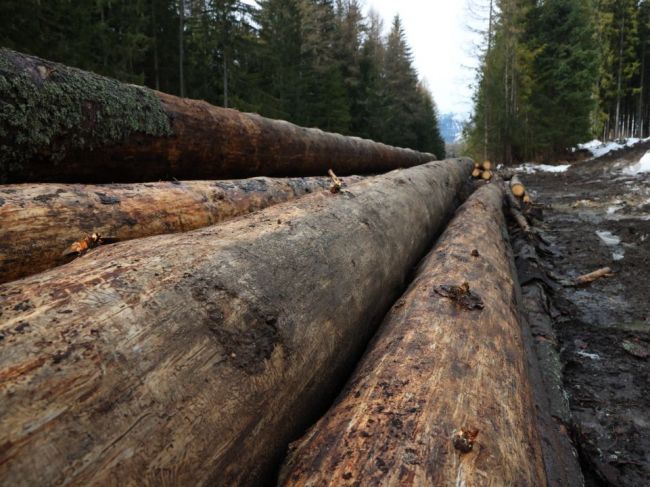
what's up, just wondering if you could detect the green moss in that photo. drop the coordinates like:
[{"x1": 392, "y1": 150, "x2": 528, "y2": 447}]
[{"x1": 0, "y1": 49, "x2": 172, "y2": 181}]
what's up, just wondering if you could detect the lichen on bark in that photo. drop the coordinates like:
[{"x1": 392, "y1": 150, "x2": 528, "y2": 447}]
[{"x1": 0, "y1": 48, "x2": 172, "y2": 182}]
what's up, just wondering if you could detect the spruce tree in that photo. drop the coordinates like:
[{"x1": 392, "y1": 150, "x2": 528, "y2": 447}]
[{"x1": 527, "y1": 0, "x2": 599, "y2": 155}]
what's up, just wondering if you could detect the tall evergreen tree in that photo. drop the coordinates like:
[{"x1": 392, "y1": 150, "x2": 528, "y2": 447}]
[
  {"x1": 356, "y1": 9, "x2": 386, "y2": 141},
  {"x1": 256, "y1": 0, "x2": 303, "y2": 119},
  {"x1": 526, "y1": 0, "x2": 599, "y2": 155},
  {"x1": 296, "y1": 0, "x2": 350, "y2": 132},
  {"x1": 638, "y1": 1, "x2": 650, "y2": 136}
]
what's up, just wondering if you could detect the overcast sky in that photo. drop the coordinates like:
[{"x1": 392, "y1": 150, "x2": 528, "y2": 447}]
[{"x1": 364, "y1": 0, "x2": 481, "y2": 118}]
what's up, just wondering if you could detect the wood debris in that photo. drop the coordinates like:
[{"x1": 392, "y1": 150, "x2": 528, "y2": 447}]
[
  {"x1": 62, "y1": 233, "x2": 118, "y2": 258},
  {"x1": 453, "y1": 428, "x2": 480, "y2": 453},
  {"x1": 328, "y1": 169, "x2": 342, "y2": 193},
  {"x1": 433, "y1": 282, "x2": 484, "y2": 310},
  {"x1": 573, "y1": 267, "x2": 613, "y2": 286}
]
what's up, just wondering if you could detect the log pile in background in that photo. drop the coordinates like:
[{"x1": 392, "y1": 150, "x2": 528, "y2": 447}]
[
  {"x1": 279, "y1": 183, "x2": 547, "y2": 486},
  {"x1": 0, "y1": 175, "x2": 362, "y2": 283},
  {"x1": 508, "y1": 174, "x2": 533, "y2": 203},
  {"x1": 472, "y1": 160, "x2": 493, "y2": 181},
  {"x1": 0, "y1": 48, "x2": 434, "y2": 184},
  {"x1": 0, "y1": 160, "x2": 472, "y2": 486}
]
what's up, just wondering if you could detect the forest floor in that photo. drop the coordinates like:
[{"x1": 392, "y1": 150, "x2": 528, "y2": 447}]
[{"x1": 517, "y1": 141, "x2": 650, "y2": 486}]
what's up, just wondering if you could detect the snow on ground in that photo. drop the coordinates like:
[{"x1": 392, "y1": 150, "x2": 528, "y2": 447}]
[
  {"x1": 578, "y1": 137, "x2": 650, "y2": 159},
  {"x1": 515, "y1": 163, "x2": 571, "y2": 174},
  {"x1": 596, "y1": 230, "x2": 625, "y2": 261},
  {"x1": 622, "y1": 151, "x2": 650, "y2": 176}
]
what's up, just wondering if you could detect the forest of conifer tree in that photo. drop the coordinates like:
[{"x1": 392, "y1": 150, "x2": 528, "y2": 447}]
[
  {"x1": 467, "y1": 0, "x2": 650, "y2": 164},
  {"x1": 0, "y1": 0, "x2": 446, "y2": 158}
]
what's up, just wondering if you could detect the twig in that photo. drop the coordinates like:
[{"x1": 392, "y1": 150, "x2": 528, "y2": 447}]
[
  {"x1": 572, "y1": 267, "x2": 613, "y2": 286},
  {"x1": 328, "y1": 169, "x2": 342, "y2": 193}
]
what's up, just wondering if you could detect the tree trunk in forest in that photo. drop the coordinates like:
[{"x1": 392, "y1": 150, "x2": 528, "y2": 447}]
[
  {"x1": 0, "y1": 159, "x2": 472, "y2": 487},
  {"x1": 152, "y1": 0, "x2": 160, "y2": 91},
  {"x1": 179, "y1": 0, "x2": 185, "y2": 97},
  {"x1": 279, "y1": 183, "x2": 547, "y2": 487},
  {"x1": 223, "y1": 50, "x2": 229, "y2": 109},
  {"x1": 639, "y1": 40, "x2": 646, "y2": 138},
  {"x1": 615, "y1": 14, "x2": 625, "y2": 139},
  {"x1": 0, "y1": 176, "x2": 362, "y2": 284},
  {"x1": 484, "y1": 0, "x2": 494, "y2": 161},
  {"x1": 0, "y1": 49, "x2": 435, "y2": 184}
]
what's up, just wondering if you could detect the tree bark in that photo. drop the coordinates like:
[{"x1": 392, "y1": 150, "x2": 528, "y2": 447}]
[
  {"x1": 0, "y1": 159, "x2": 472, "y2": 486},
  {"x1": 0, "y1": 176, "x2": 362, "y2": 284},
  {"x1": 0, "y1": 48, "x2": 435, "y2": 184},
  {"x1": 279, "y1": 183, "x2": 547, "y2": 487}
]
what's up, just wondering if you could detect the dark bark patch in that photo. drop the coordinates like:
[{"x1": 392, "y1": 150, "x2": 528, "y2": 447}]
[
  {"x1": 95, "y1": 192, "x2": 120, "y2": 205},
  {"x1": 433, "y1": 282, "x2": 484, "y2": 310},
  {"x1": 32, "y1": 190, "x2": 64, "y2": 203},
  {"x1": 12, "y1": 300, "x2": 32, "y2": 312},
  {"x1": 14, "y1": 321, "x2": 31, "y2": 333},
  {"x1": 191, "y1": 283, "x2": 283, "y2": 375}
]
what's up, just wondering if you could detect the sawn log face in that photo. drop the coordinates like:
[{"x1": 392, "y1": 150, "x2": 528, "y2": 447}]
[
  {"x1": 0, "y1": 176, "x2": 362, "y2": 283},
  {"x1": 0, "y1": 159, "x2": 472, "y2": 486},
  {"x1": 280, "y1": 183, "x2": 548, "y2": 486}
]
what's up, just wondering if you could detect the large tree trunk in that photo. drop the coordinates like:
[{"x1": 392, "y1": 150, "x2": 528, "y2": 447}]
[
  {"x1": 279, "y1": 183, "x2": 547, "y2": 486},
  {"x1": 0, "y1": 176, "x2": 362, "y2": 284},
  {"x1": 0, "y1": 159, "x2": 472, "y2": 486},
  {"x1": 0, "y1": 48, "x2": 435, "y2": 184}
]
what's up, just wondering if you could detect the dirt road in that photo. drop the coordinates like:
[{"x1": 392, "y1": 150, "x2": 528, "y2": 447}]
[{"x1": 516, "y1": 141, "x2": 650, "y2": 486}]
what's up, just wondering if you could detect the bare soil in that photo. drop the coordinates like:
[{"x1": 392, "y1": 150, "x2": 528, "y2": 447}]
[{"x1": 517, "y1": 141, "x2": 650, "y2": 486}]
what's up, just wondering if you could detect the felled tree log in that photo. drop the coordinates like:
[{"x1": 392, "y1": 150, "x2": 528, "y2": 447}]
[
  {"x1": 280, "y1": 183, "x2": 547, "y2": 486},
  {"x1": 0, "y1": 48, "x2": 435, "y2": 184},
  {"x1": 0, "y1": 175, "x2": 362, "y2": 284},
  {"x1": 0, "y1": 159, "x2": 472, "y2": 486},
  {"x1": 510, "y1": 175, "x2": 526, "y2": 197}
]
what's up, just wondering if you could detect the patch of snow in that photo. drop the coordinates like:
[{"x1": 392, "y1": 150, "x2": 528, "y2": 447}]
[
  {"x1": 515, "y1": 163, "x2": 571, "y2": 174},
  {"x1": 596, "y1": 230, "x2": 621, "y2": 246},
  {"x1": 596, "y1": 230, "x2": 625, "y2": 261},
  {"x1": 577, "y1": 137, "x2": 650, "y2": 159},
  {"x1": 607, "y1": 205, "x2": 624, "y2": 215},
  {"x1": 578, "y1": 139, "x2": 603, "y2": 150},
  {"x1": 591, "y1": 141, "x2": 625, "y2": 158},
  {"x1": 622, "y1": 151, "x2": 650, "y2": 176},
  {"x1": 576, "y1": 351, "x2": 601, "y2": 361}
]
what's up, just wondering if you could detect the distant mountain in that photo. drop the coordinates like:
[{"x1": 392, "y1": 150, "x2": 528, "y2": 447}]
[{"x1": 439, "y1": 113, "x2": 466, "y2": 144}]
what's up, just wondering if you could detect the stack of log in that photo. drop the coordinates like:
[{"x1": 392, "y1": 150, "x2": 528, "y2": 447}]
[
  {"x1": 0, "y1": 49, "x2": 568, "y2": 486},
  {"x1": 471, "y1": 160, "x2": 494, "y2": 181},
  {"x1": 510, "y1": 174, "x2": 532, "y2": 203}
]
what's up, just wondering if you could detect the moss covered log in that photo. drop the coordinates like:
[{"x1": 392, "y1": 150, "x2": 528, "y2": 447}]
[
  {"x1": 0, "y1": 49, "x2": 435, "y2": 184},
  {"x1": 0, "y1": 159, "x2": 472, "y2": 486},
  {"x1": 280, "y1": 183, "x2": 547, "y2": 486},
  {"x1": 0, "y1": 49, "x2": 172, "y2": 182},
  {"x1": 0, "y1": 175, "x2": 363, "y2": 284}
]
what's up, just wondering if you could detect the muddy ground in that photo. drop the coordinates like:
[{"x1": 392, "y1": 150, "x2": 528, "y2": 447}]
[{"x1": 516, "y1": 141, "x2": 650, "y2": 486}]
